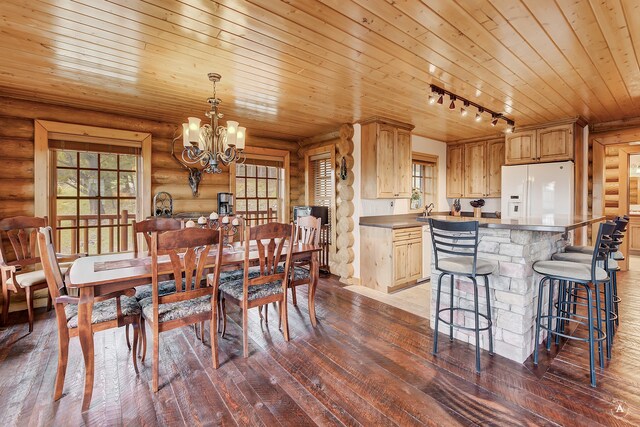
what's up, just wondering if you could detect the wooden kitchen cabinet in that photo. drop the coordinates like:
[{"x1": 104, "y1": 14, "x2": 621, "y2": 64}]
[
  {"x1": 446, "y1": 144, "x2": 464, "y2": 197},
  {"x1": 360, "y1": 226, "x2": 422, "y2": 293},
  {"x1": 628, "y1": 223, "x2": 640, "y2": 255},
  {"x1": 361, "y1": 118, "x2": 415, "y2": 199},
  {"x1": 448, "y1": 140, "x2": 505, "y2": 198},
  {"x1": 505, "y1": 123, "x2": 574, "y2": 165},
  {"x1": 464, "y1": 142, "x2": 487, "y2": 198}
]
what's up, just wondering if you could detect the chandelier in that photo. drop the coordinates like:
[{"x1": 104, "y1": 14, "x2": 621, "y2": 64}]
[{"x1": 180, "y1": 72, "x2": 245, "y2": 174}]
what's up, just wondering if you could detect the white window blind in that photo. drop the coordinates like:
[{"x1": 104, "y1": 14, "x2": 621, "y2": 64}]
[{"x1": 311, "y1": 154, "x2": 332, "y2": 208}]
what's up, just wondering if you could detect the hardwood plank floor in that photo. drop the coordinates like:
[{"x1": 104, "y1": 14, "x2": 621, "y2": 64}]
[{"x1": 1, "y1": 270, "x2": 639, "y2": 426}]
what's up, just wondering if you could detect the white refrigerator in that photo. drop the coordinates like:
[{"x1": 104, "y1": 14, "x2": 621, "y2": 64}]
[{"x1": 500, "y1": 161, "x2": 574, "y2": 219}]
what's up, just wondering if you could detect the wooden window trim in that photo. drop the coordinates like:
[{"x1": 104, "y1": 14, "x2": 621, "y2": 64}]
[
  {"x1": 34, "y1": 120, "x2": 152, "y2": 248},
  {"x1": 230, "y1": 146, "x2": 290, "y2": 222},
  {"x1": 410, "y1": 152, "x2": 439, "y2": 213}
]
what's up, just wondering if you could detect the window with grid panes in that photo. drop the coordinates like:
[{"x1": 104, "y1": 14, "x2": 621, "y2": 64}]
[
  {"x1": 310, "y1": 153, "x2": 333, "y2": 225},
  {"x1": 54, "y1": 150, "x2": 138, "y2": 255},
  {"x1": 411, "y1": 160, "x2": 436, "y2": 210},
  {"x1": 235, "y1": 162, "x2": 282, "y2": 226}
]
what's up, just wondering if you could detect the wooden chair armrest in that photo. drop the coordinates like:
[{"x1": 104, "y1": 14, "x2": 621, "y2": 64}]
[
  {"x1": 94, "y1": 288, "x2": 135, "y2": 302},
  {"x1": 56, "y1": 252, "x2": 87, "y2": 263},
  {"x1": 0, "y1": 263, "x2": 17, "y2": 274}
]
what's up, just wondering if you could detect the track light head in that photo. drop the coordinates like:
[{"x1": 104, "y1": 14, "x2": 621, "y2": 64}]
[
  {"x1": 437, "y1": 94, "x2": 444, "y2": 105},
  {"x1": 449, "y1": 99, "x2": 456, "y2": 110},
  {"x1": 505, "y1": 120, "x2": 515, "y2": 133},
  {"x1": 491, "y1": 114, "x2": 499, "y2": 126},
  {"x1": 475, "y1": 108, "x2": 483, "y2": 122},
  {"x1": 428, "y1": 93, "x2": 436, "y2": 105},
  {"x1": 460, "y1": 101, "x2": 469, "y2": 117}
]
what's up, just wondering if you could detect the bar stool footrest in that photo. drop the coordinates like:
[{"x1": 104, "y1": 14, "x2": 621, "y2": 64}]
[{"x1": 437, "y1": 307, "x2": 492, "y2": 332}]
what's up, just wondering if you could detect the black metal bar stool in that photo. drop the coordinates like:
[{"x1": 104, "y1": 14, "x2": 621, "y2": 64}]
[
  {"x1": 532, "y1": 222, "x2": 615, "y2": 387},
  {"x1": 428, "y1": 219, "x2": 495, "y2": 372}
]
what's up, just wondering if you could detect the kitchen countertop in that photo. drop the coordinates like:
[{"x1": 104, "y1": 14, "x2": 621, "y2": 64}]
[
  {"x1": 417, "y1": 214, "x2": 605, "y2": 233},
  {"x1": 358, "y1": 214, "x2": 425, "y2": 229}
]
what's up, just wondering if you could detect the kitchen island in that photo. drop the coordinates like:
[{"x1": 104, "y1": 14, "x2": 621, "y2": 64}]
[{"x1": 417, "y1": 215, "x2": 605, "y2": 363}]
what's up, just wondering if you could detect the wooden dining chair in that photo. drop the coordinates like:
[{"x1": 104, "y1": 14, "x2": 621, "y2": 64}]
[
  {"x1": 141, "y1": 227, "x2": 223, "y2": 392},
  {"x1": 127, "y1": 217, "x2": 183, "y2": 356},
  {"x1": 0, "y1": 216, "x2": 81, "y2": 331},
  {"x1": 37, "y1": 226, "x2": 142, "y2": 401},
  {"x1": 211, "y1": 222, "x2": 294, "y2": 361}
]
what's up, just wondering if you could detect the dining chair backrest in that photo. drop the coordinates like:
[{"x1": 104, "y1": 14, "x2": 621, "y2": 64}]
[
  {"x1": 0, "y1": 216, "x2": 47, "y2": 268},
  {"x1": 294, "y1": 216, "x2": 321, "y2": 245},
  {"x1": 133, "y1": 218, "x2": 182, "y2": 254},
  {"x1": 151, "y1": 227, "x2": 223, "y2": 309},
  {"x1": 428, "y1": 219, "x2": 480, "y2": 276},
  {"x1": 246, "y1": 222, "x2": 294, "y2": 287},
  {"x1": 37, "y1": 226, "x2": 67, "y2": 301}
]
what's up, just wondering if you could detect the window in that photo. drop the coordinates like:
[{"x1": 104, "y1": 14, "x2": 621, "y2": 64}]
[
  {"x1": 235, "y1": 162, "x2": 283, "y2": 226},
  {"x1": 53, "y1": 149, "x2": 139, "y2": 255},
  {"x1": 310, "y1": 153, "x2": 332, "y2": 208},
  {"x1": 411, "y1": 156, "x2": 437, "y2": 211}
]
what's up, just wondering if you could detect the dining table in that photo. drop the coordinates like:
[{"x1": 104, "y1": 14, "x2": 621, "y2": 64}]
[{"x1": 66, "y1": 241, "x2": 321, "y2": 411}]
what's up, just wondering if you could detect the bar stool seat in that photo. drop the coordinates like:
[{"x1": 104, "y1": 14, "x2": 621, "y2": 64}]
[
  {"x1": 533, "y1": 260, "x2": 608, "y2": 282},
  {"x1": 438, "y1": 257, "x2": 494, "y2": 276}
]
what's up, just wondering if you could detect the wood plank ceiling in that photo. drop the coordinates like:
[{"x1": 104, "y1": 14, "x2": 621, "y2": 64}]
[{"x1": 0, "y1": 0, "x2": 639, "y2": 142}]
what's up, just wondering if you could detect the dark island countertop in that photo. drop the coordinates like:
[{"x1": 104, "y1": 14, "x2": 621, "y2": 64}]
[{"x1": 416, "y1": 214, "x2": 605, "y2": 233}]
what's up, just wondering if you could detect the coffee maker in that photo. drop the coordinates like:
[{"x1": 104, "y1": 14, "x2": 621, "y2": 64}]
[{"x1": 217, "y1": 192, "x2": 234, "y2": 215}]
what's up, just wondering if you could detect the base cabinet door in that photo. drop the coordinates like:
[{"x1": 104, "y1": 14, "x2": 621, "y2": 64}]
[
  {"x1": 407, "y1": 239, "x2": 423, "y2": 281},
  {"x1": 629, "y1": 224, "x2": 640, "y2": 254},
  {"x1": 393, "y1": 241, "x2": 408, "y2": 284}
]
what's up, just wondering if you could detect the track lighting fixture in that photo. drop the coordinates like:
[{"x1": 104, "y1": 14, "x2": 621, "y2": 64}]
[
  {"x1": 429, "y1": 84, "x2": 514, "y2": 132},
  {"x1": 460, "y1": 101, "x2": 469, "y2": 117}
]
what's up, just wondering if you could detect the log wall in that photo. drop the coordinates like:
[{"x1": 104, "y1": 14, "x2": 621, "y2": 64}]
[{"x1": 0, "y1": 96, "x2": 301, "y2": 310}]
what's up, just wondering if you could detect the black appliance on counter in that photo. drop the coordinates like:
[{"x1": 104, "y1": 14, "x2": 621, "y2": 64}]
[
  {"x1": 293, "y1": 206, "x2": 329, "y2": 226},
  {"x1": 217, "y1": 192, "x2": 234, "y2": 215}
]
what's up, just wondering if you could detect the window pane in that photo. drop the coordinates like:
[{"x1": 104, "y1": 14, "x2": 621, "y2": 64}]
[
  {"x1": 56, "y1": 199, "x2": 76, "y2": 227},
  {"x1": 100, "y1": 200, "x2": 118, "y2": 224},
  {"x1": 259, "y1": 199, "x2": 267, "y2": 211},
  {"x1": 119, "y1": 155, "x2": 137, "y2": 171},
  {"x1": 57, "y1": 151, "x2": 77, "y2": 167},
  {"x1": 248, "y1": 199, "x2": 257, "y2": 212},
  {"x1": 236, "y1": 163, "x2": 245, "y2": 176},
  {"x1": 268, "y1": 180, "x2": 278, "y2": 198},
  {"x1": 57, "y1": 169, "x2": 77, "y2": 196},
  {"x1": 120, "y1": 200, "x2": 136, "y2": 224},
  {"x1": 268, "y1": 166, "x2": 277, "y2": 178},
  {"x1": 246, "y1": 164, "x2": 256, "y2": 177},
  {"x1": 80, "y1": 200, "x2": 99, "y2": 226},
  {"x1": 80, "y1": 170, "x2": 98, "y2": 197},
  {"x1": 247, "y1": 179, "x2": 256, "y2": 197},
  {"x1": 57, "y1": 228, "x2": 74, "y2": 254},
  {"x1": 80, "y1": 152, "x2": 98, "y2": 168},
  {"x1": 257, "y1": 166, "x2": 266, "y2": 178},
  {"x1": 119, "y1": 171, "x2": 137, "y2": 196},
  {"x1": 87, "y1": 227, "x2": 98, "y2": 255},
  {"x1": 100, "y1": 154, "x2": 117, "y2": 169},
  {"x1": 236, "y1": 199, "x2": 246, "y2": 212},
  {"x1": 100, "y1": 171, "x2": 117, "y2": 196},
  {"x1": 236, "y1": 179, "x2": 246, "y2": 197},
  {"x1": 100, "y1": 226, "x2": 116, "y2": 253},
  {"x1": 257, "y1": 179, "x2": 267, "y2": 198}
]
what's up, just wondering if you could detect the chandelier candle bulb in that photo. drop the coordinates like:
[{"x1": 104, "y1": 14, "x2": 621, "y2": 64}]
[
  {"x1": 236, "y1": 127, "x2": 246, "y2": 150},
  {"x1": 185, "y1": 220, "x2": 196, "y2": 228},
  {"x1": 231, "y1": 217, "x2": 240, "y2": 226},
  {"x1": 187, "y1": 117, "x2": 201, "y2": 143},
  {"x1": 222, "y1": 216, "x2": 230, "y2": 224},
  {"x1": 197, "y1": 216, "x2": 207, "y2": 225},
  {"x1": 182, "y1": 123, "x2": 190, "y2": 147},
  {"x1": 210, "y1": 211, "x2": 219, "y2": 220}
]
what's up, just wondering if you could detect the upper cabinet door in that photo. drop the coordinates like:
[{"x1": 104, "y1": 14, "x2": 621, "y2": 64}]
[
  {"x1": 505, "y1": 130, "x2": 536, "y2": 165},
  {"x1": 486, "y1": 140, "x2": 505, "y2": 197},
  {"x1": 537, "y1": 124, "x2": 574, "y2": 162},
  {"x1": 376, "y1": 124, "x2": 396, "y2": 198},
  {"x1": 394, "y1": 129, "x2": 412, "y2": 197},
  {"x1": 446, "y1": 144, "x2": 464, "y2": 198},
  {"x1": 464, "y1": 141, "x2": 487, "y2": 198}
]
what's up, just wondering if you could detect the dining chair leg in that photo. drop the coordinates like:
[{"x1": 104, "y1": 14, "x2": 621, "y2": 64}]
[
  {"x1": 2, "y1": 284, "x2": 10, "y2": 326},
  {"x1": 140, "y1": 319, "x2": 147, "y2": 362},
  {"x1": 278, "y1": 302, "x2": 282, "y2": 330},
  {"x1": 131, "y1": 323, "x2": 139, "y2": 375},
  {"x1": 54, "y1": 327, "x2": 70, "y2": 401},
  {"x1": 217, "y1": 298, "x2": 223, "y2": 333},
  {"x1": 200, "y1": 321, "x2": 205, "y2": 343},
  {"x1": 222, "y1": 298, "x2": 227, "y2": 338},
  {"x1": 282, "y1": 297, "x2": 290, "y2": 341},
  {"x1": 242, "y1": 305, "x2": 249, "y2": 358},
  {"x1": 26, "y1": 287, "x2": 34, "y2": 333},
  {"x1": 152, "y1": 332, "x2": 159, "y2": 392},
  {"x1": 265, "y1": 304, "x2": 269, "y2": 324},
  {"x1": 212, "y1": 298, "x2": 219, "y2": 369},
  {"x1": 291, "y1": 286, "x2": 297, "y2": 306},
  {"x1": 125, "y1": 324, "x2": 131, "y2": 350}
]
